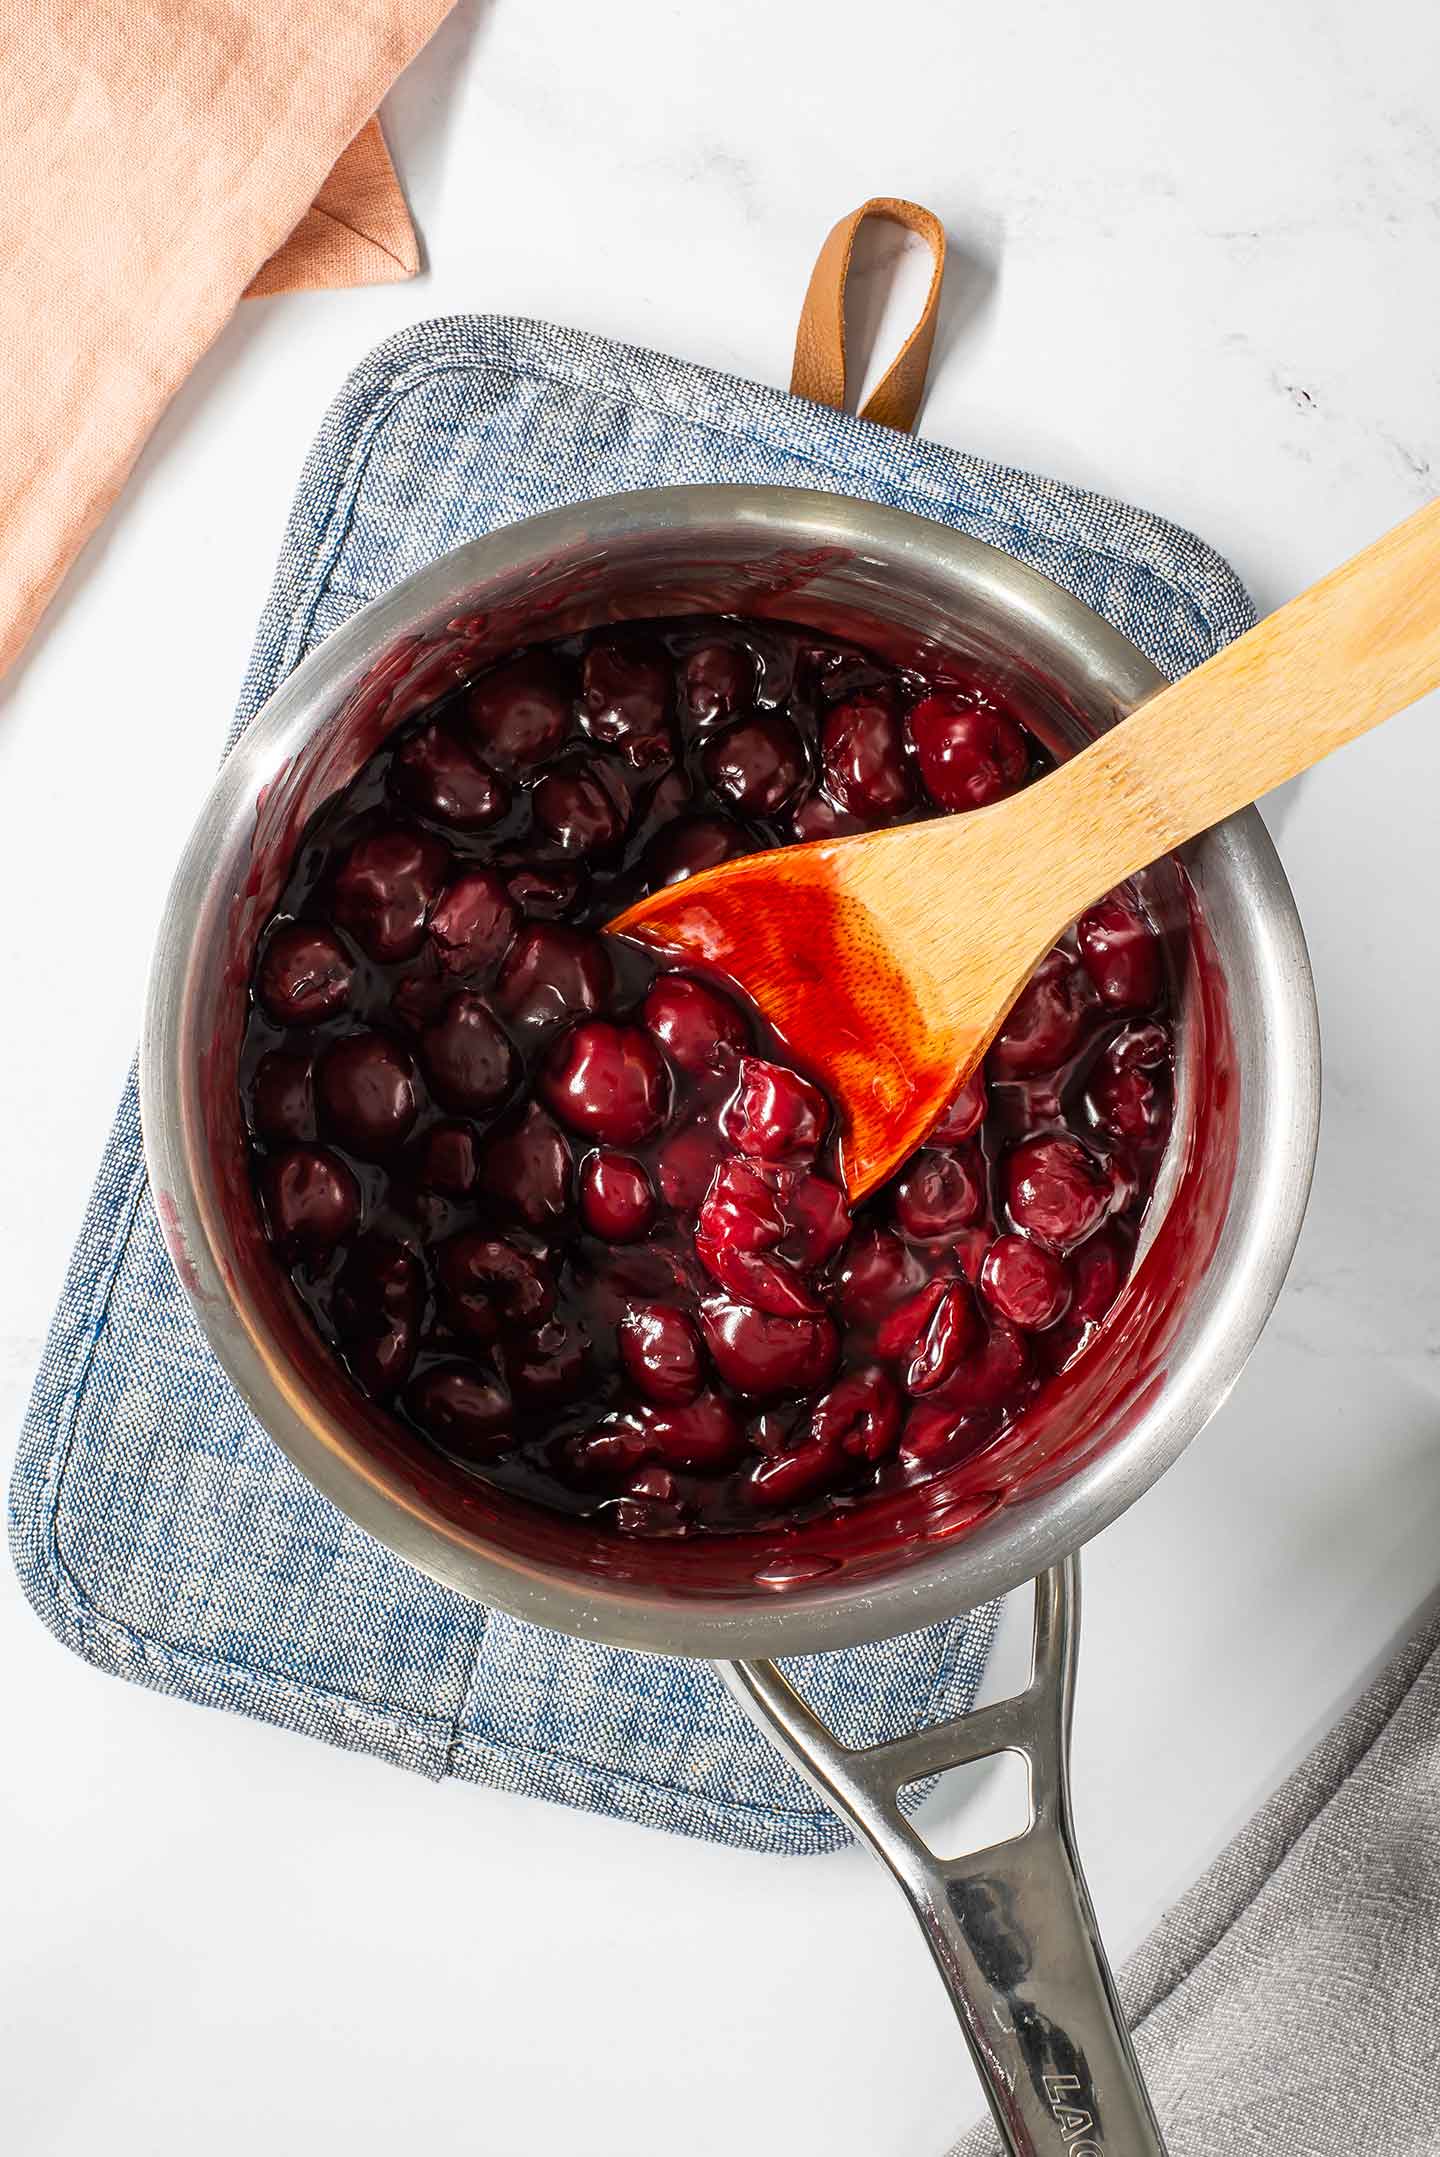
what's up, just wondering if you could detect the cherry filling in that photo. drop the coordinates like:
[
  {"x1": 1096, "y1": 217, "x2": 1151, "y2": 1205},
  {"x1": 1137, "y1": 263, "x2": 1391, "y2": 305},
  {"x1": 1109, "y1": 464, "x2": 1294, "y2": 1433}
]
[{"x1": 240, "y1": 616, "x2": 1176, "y2": 1539}]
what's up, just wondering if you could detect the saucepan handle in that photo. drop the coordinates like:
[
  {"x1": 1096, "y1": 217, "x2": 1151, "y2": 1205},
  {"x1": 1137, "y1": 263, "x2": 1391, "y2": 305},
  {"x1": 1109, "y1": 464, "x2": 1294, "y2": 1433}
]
[{"x1": 717, "y1": 1558, "x2": 1166, "y2": 2157}]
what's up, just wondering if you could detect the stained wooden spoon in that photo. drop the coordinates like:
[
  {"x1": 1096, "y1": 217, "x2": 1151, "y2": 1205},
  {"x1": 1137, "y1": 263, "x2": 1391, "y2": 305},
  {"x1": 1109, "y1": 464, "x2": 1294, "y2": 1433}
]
[{"x1": 613, "y1": 496, "x2": 1440, "y2": 1199}]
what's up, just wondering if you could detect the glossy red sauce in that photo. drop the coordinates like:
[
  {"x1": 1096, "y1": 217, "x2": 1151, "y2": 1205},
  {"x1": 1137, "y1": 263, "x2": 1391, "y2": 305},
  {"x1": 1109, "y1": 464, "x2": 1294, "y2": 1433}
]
[{"x1": 225, "y1": 614, "x2": 1223, "y2": 1567}]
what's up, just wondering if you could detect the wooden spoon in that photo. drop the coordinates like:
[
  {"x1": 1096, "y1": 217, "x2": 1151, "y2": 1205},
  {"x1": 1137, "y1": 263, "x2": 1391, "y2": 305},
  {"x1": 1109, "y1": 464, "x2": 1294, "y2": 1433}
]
[{"x1": 612, "y1": 497, "x2": 1440, "y2": 1199}]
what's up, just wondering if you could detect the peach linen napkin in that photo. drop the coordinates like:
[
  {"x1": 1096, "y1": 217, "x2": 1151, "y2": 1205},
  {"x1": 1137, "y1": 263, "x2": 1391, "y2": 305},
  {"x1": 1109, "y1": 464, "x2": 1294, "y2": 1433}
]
[{"x1": 0, "y1": 0, "x2": 456, "y2": 682}]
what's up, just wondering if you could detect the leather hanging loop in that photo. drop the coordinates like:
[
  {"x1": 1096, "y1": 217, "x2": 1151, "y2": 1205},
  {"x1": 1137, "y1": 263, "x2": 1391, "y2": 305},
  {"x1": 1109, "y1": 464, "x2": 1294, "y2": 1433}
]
[{"x1": 790, "y1": 198, "x2": 947, "y2": 433}]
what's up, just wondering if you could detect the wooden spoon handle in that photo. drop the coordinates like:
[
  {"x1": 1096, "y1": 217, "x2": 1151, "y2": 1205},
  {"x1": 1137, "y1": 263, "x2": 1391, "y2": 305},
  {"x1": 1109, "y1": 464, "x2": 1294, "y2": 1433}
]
[{"x1": 1038, "y1": 494, "x2": 1440, "y2": 913}]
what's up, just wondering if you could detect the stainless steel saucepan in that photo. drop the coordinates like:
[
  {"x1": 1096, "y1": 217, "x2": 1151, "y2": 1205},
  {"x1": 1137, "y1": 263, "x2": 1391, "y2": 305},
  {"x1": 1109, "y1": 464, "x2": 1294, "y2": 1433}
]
[{"x1": 141, "y1": 487, "x2": 1320, "y2": 2155}]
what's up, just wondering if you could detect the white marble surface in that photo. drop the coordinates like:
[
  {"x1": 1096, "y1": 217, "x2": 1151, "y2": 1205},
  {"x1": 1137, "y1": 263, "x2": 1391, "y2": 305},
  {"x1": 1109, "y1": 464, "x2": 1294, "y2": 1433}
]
[{"x1": 2, "y1": 2, "x2": 1438, "y2": 2151}]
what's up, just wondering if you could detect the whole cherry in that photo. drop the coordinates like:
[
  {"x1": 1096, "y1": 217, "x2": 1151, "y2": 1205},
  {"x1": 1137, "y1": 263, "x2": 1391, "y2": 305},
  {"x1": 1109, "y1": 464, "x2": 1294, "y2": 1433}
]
[
  {"x1": 258, "y1": 922, "x2": 353, "y2": 1025},
  {"x1": 980, "y1": 1235, "x2": 1071, "y2": 1330},
  {"x1": 821, "y1": 692, "x2": 914, "y2": 822},
  {"x1": 427, "y1": 869, "x2": 516, "y2": 978},
  {"x1": 316, "y1": 1033, "x2": 418, "y2": 1156},
  {"x1": 1005, "y1": 1134, "x2": 1112, "y2": 1251},
  {"x1": 465, "y1": 653, "x2": 573, "y2": 765},
  {"x1": 579, "y1": 1150, "x2": 656, "y2": 1243},
  {"x1": 420, "y1": 993, "x2": 516, "y2": 1112},
  {"x1": 703, "y1": 713, "x2": 806, "y2": 817},
  {"x1": 908, "y1": 690, "x2": 1028, "y2": 812},
  {"x1": 641, "y1": 975, "x2": 750, "y2": 1078},
  {"x1": 618, "y1": 1303, "x2": 705, "y2": 1405},
  {"x1": 540, "y1": 1021, "x2": 670, "y2": 1146},
  {"x1": 332, "y1": 827, "x2": 449, "y2": 964},
  {"x1": 390, "y1": 723, "x2": 509, "y2": 829}
]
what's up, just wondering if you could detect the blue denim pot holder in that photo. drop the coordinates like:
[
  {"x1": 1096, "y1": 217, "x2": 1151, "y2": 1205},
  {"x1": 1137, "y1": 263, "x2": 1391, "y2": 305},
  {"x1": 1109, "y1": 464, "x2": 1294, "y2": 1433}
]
[{"x1": 7, "y1": 316, "x2": 1253, "y2": 1854}]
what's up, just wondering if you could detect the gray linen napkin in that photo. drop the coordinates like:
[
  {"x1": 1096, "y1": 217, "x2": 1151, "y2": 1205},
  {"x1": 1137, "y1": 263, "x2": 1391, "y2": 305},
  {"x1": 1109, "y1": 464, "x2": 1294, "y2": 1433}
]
[{"x1": 950, "y1": 1597, "x2": 1440, "y2": 2156}]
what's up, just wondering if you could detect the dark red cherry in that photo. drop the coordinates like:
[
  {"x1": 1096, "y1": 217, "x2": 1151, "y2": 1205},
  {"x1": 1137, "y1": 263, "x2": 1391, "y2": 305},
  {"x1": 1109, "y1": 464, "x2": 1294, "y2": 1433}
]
[
  {"x1": 439, "y1": 1232, "x2": 554, "y2": 1340},
  {"x1": 494, "y1": 924, "x2": 614, "y2": 1038},
  {"x1": 532, "y1": 762, "x2": 629, "y2": 857},
  {"x1": 407, "y1": 1363, "x2": 512, "y2": 1460},
  {"x1": 478, "y1": 1102, "x2": 573, "y2": 1226},
  {"x1": 332, "y1": 827, "x2": 449, "y2": 963},
  {"x1": 508, "y1": 1317, "x2": 591, "y2": 1403},
  {"x1": 641, "y1": 975, "x2": 750, "y2": 1078},
  {"x1": 1086, "y1": 1064, "x2": 1166, "y2": 1144},
  {"x1": 316, "y1": 1033, "x2": 418, "y2": 1156},
  {"x1": 1106, "y1": 1020, "x2": 1171, "y2": 1071},
  {"x1": 416, "y1": 1120, "x2": 481, "y2": 1196},
  {"x1": 741, "y1": 1439, "x2": 842, "y2": 1509},
  {"x1": 877, "y1": 1276, "x2": 981, "y2": 1393},
  {"x1": 697, "y1": 1156, "x2": 786, "y2": 1252},
  {"x1": 695, "y1": 1235, "x2": 822, "y2": 1317},
  {"x1": 700, "y1": 1297, "x2": 837, "y2": 1398},
  {"x1": 987, "y1": 948, "x2": 1094, "y2": 1077},
  {"x1": 504, "y1": 862, "x2": 587, "y2": 920},
  {"x1": 909, "y1": 691, "x2": 1028, "y2": 811},
  {"x1": 702, "y1": 713, "x2": 806, "y2": 816},
  {"x1": 720, "y1": 1057, "x2": 827, "y2": 1162},
  {"x1": 1068, "y1": 1228, "x2": 1129, "y2": 1324},
  {"x1": 610, "y1": 1495, "x2": 689, "y2": 1537},
  {"x1": 643, "y1": 815, "x2": 747, "y2": 888},
  {"x1": 257, "y1": 922, "x2": 353, "y2": 1024},
  {"x1": 811, "y1": 1365, "x2": 902, "y2": 1461},
  {"x1": 641, "y1": 1390, "x2": 745, "y2": 1471},
  {"x1": 834, "y1": 1227, "x2": 928, "y2": 1325},
  {"x1": 1078, "y1": 895, "x2": 1161, "y2": 1009},
  {"x1": 580, "y1": 639, "x2": 674, "y2": 767},
  {"x1": 419, "y1": 993, "x2": 515, "y2": 1112},
  {"x1": 390, "y1": 723, "x2": 509, "y2": 829},
  {"x1": 260, "y1": 1146, "x2": 360, "y2": 1251},
  {"x1": 427, "y1": 869, "x2": 516, "y2": 978},
  {"x1": 894, "y1": 1150, "x2": 984, "y2": 1241},
  {"x1": 465, "y1": 653, "x2": 573, "y2": 765},
  {"x1": 618, "y1": 1302, "x2": 704, "y2": 1405},
  {"x1": 539, "y1": 1021, "x2": 670, "y2": 1145},
  {"x1": 821, "y1": 693, "x2": 914, "y2": 821},
  {"x1": 682, "y1": 641, "x2": 757, "y2": 728},
  {"x1": 898, "y1": 1400, "x2": 985, "y2": 1472},
  {"x1": 566, "y1": 1419, "x2": 654, "y2": 1486},
  {"x1": 1005, "y1": 1135, "x2": 1111, "y2": 1251},
  {"x1": 784, "y1": 1172, "x2": 852, "y2": 1266},
  {"x1": 980, "y1": 1235, "x2": 1071, "y2": 1330},
  {"x1": 932, "y1": 1318, "x2": 1031, "y2": 1413},
  {"x1": 348, "y1": 1327, "x2": 417, "y2": 1397},
  {"x1": 698, "y1": 1157, "x2": 848, "y2": 1272},
  {"x1": 250, "y1": 1051, "x2": 314, "y2": 1142},
  {"x1": 579, "y1": 1150, "x2": 656, "y2": 1242},
  {"x1": 930, "y1": 1069, "x2": 987, "y2": 1145},
  {"x1": 790, "y1": 793, "x2": 866, "y2": 841},
  {"x1": 655, "y1": 1118, "x2": 724, "y2": 1212},
  {"x1": 334, "y1": 1235, "x2": 421, "y2": 1393}
]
